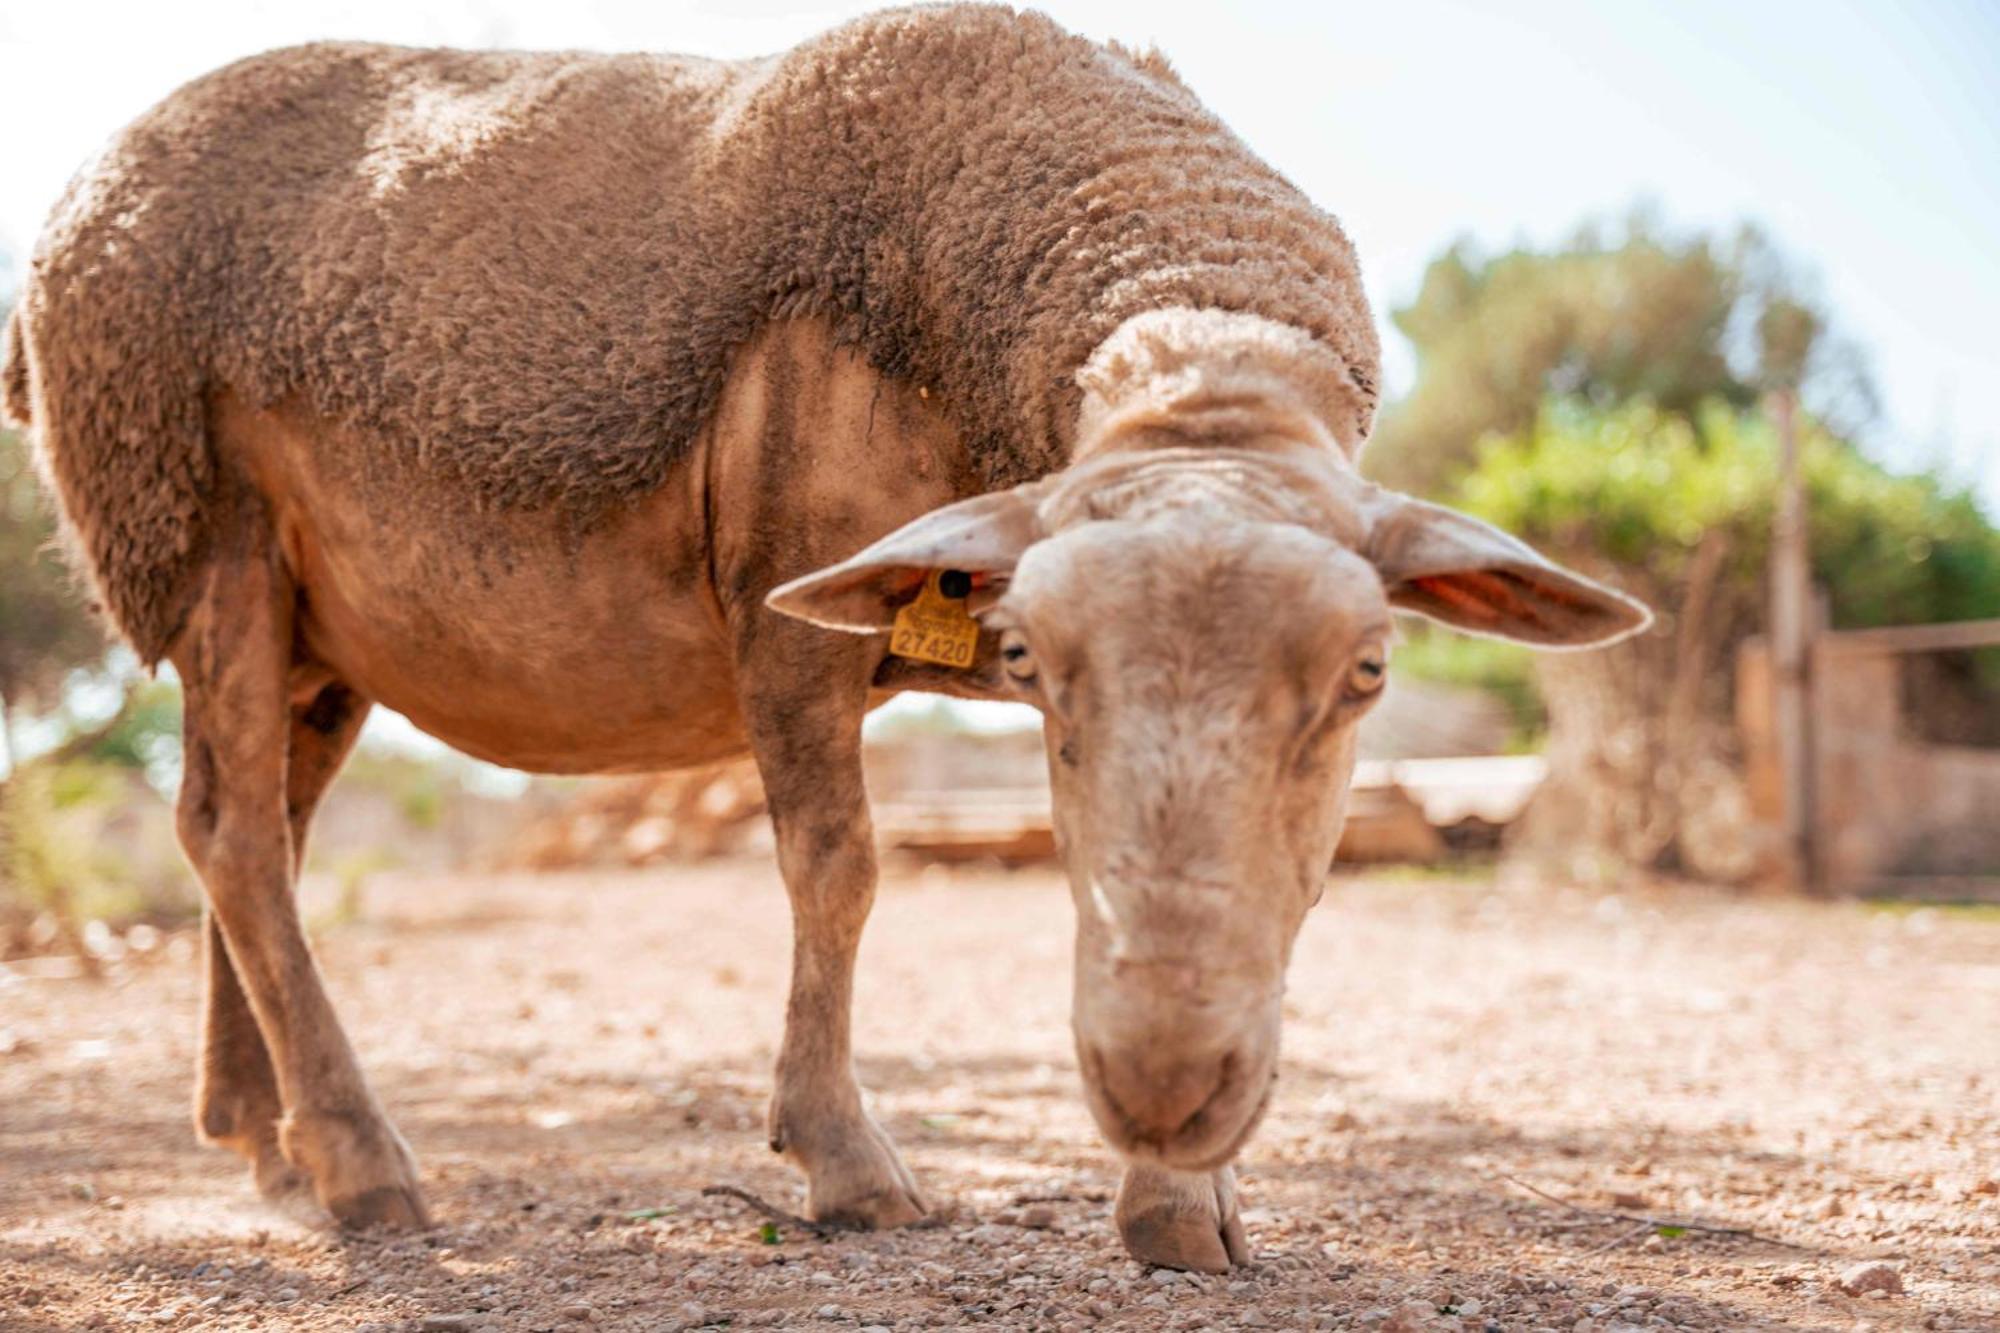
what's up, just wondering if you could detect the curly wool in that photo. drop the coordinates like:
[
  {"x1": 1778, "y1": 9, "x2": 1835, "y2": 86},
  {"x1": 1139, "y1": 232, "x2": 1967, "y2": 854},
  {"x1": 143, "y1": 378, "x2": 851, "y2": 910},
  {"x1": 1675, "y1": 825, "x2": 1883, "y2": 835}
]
[{"x1": 5, "y1": 4, "x2": 1379, "y2": 661}]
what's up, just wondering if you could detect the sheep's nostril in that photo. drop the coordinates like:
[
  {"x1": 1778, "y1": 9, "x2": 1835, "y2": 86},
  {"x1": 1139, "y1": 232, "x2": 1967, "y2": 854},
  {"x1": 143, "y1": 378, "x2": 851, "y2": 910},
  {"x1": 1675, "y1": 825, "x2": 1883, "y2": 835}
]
[{"x1": 1088, "y1": 1046, "x2": 1249, "y2": 1155}]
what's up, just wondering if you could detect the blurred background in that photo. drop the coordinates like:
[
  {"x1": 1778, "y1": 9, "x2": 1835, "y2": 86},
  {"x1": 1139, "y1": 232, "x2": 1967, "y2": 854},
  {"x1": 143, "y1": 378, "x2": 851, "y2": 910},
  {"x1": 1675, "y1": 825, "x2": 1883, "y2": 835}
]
[{"x1": 2, "y1": 0, "x2": 1997, "y2": 967}]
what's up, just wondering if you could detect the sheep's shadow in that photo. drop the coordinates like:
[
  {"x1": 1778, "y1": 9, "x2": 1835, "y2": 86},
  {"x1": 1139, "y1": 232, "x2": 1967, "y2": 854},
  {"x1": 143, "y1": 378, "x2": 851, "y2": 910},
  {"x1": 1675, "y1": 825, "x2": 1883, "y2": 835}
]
[{"x1": 7, "y1": 1035, "x2": 1979, "y2": 1331}]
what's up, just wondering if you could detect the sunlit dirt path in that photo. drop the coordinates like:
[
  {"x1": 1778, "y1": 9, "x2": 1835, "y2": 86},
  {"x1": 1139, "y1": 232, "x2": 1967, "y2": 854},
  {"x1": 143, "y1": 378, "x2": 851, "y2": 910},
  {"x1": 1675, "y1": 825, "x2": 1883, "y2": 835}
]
[{"x1": 3, "y1": 862, "x2": 1996, "y2": 1331}]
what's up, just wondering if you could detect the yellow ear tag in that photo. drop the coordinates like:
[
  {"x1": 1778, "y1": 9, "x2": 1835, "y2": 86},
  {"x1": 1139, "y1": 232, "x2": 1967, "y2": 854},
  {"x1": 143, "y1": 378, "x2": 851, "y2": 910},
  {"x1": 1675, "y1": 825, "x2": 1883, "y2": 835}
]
[{"x1": 889, "y1": 570, "x2": 980, "y2": 669}]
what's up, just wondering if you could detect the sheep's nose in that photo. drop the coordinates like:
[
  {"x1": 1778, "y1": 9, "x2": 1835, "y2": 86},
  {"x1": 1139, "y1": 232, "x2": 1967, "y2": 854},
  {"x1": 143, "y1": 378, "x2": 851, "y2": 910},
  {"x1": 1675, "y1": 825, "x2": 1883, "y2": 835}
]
[{"x1": 1083, "y1": 1042, "x2": 1270, "y2": 1168}]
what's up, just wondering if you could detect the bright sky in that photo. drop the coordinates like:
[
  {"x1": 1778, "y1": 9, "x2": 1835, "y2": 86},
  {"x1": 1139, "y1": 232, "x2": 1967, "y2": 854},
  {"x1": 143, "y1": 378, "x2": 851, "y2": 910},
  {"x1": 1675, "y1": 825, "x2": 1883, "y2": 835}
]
[{"x1": 2, "y1": 0, "x2": 1995, "y2": 514}]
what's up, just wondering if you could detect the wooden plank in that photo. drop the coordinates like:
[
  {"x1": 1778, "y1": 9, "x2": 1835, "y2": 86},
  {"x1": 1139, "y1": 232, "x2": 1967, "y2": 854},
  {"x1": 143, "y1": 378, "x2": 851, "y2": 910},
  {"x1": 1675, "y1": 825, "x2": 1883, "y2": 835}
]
[
  {"x1": 1768, "y1": 388, "x2": 1820, "y2": 893},
  {"x1": 1817, "y1": 618, "x2": 2000, "y2": 657},
  {"x1": 1860, "y1": 876, "x2": 2000, "y2": 905}
]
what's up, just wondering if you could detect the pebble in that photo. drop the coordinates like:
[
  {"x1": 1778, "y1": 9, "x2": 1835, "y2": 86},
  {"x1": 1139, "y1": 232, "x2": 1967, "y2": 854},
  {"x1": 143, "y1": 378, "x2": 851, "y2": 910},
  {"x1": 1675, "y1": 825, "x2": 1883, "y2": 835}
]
[
  {"x1": 1838, "y1": 1262, "x2": 1904, "y2": 1297},
  {"x1": 1379, "y1": 1301, "x2": 1435, "y2": 1333}
]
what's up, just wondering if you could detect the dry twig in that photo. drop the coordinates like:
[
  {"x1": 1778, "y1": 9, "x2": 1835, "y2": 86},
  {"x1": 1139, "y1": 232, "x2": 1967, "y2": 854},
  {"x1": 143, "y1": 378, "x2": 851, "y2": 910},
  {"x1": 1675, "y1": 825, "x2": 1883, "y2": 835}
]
[
  {"x1": 1501, "y1": 1174, "x2": 1811, "y2": 1252},
  {"x1": 699, "y1": 1185, "x2": 854, "y2": 1238},
  {"x1": 1581, "y1": 1221, "x2": 1656, "y2": 1258}
]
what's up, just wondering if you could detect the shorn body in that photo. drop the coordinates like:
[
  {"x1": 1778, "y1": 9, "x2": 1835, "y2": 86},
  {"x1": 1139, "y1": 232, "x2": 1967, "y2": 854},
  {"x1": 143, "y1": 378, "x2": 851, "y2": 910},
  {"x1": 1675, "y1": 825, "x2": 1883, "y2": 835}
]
[{"x1": 5, "y1": 6, "x2": 1648, "y2": 1271}]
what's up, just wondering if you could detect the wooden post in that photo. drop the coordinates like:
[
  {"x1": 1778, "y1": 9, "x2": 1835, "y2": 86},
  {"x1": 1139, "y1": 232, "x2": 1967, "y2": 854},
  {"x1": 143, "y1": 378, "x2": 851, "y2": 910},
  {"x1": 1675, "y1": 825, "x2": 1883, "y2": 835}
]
[{"x1": 1769, "y1": 388, "x2": 1818, "y2": 891}]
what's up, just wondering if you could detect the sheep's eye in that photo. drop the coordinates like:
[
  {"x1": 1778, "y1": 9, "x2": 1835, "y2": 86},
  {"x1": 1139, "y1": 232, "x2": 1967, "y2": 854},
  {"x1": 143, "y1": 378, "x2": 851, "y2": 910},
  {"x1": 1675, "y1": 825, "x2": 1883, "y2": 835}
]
[
  {"x1": 1348, "y1": 644, "x2": 1388, "y2": 697},
  {"x1": 999, "y1": 630, "x2": 1036, "y2": 684}
]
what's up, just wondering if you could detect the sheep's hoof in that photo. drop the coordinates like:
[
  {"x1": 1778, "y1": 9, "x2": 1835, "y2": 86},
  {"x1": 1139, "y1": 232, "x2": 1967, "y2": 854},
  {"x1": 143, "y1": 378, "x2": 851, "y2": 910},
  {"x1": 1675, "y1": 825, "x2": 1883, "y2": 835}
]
[
  {"x1": 281, "y1": 1105, "x2": 433, "y2": 1231},
  {"x1": 786, "y1": 1107, "x2": 929, "y2": 1230},
  {"x1": 329, "y1": 1183, "x2": 433, "y2": 1231},
  {"x1": 1116, "y1": 1162, "x2": 1250, "y2": 1273}
]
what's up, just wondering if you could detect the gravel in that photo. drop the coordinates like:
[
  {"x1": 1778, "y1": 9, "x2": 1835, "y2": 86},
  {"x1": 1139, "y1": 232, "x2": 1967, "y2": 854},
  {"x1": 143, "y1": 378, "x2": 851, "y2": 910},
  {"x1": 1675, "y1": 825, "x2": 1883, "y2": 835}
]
[{"x1": 2, "y1": 861, "x2": 1996, "y2": 1330}]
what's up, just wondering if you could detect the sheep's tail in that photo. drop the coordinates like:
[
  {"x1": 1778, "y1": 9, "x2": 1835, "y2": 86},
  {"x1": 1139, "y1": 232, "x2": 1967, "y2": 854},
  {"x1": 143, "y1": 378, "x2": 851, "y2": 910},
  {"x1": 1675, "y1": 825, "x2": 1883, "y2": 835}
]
[{"x1": 2, "y1": 303, "x2": 30, "y2": 427}]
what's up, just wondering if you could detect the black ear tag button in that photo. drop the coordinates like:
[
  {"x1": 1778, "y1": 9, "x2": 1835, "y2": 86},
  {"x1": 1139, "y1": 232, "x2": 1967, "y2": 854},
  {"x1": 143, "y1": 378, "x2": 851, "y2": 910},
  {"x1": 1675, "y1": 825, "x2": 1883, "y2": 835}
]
[{"x1": 937, "y1": 569, "x2": 974, "y2": 600}]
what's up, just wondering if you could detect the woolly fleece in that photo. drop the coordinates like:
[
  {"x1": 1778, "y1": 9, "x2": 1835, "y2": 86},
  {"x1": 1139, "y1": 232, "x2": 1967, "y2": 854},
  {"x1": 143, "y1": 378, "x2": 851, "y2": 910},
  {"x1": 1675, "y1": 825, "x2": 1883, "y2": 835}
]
[{"x1": 5, "y1": 4, "x2": 1379, "y2": 661}]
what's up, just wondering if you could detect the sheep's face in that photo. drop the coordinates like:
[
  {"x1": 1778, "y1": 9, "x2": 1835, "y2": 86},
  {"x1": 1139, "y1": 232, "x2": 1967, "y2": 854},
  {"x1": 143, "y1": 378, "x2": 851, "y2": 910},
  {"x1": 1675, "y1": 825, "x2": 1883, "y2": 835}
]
[
  {"x1": 991, "y1": 513, "x2": 1380, "y2": 1167},
  {"x1": 767, "y1": 441, "x2": 1648, "y2": 1171}
]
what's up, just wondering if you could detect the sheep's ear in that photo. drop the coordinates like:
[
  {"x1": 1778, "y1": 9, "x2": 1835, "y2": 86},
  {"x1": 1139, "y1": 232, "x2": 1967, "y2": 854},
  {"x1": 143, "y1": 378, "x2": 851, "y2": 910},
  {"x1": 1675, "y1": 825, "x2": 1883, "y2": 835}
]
[
  {"x1": 766, "y1": 483, "x2": 1048, "y2": 632},
  {"x1": 1363, "y1": 493, "x2": 1652, "y2": 648}
]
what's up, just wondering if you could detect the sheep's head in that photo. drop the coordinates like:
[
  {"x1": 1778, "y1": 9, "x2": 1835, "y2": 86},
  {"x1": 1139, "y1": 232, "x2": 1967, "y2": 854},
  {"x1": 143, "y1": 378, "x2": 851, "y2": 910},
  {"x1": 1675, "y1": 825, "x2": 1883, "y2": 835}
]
[{"x1": 765, "y1": 337, "x2": 1648, "y2": 1173}]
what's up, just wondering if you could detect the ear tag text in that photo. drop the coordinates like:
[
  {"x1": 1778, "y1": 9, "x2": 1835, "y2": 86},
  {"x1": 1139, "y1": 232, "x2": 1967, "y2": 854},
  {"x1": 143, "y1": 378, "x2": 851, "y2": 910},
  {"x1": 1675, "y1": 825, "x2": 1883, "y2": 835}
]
[{"x1": 889, "y1": 569, "x2": 979, "y2": 669}]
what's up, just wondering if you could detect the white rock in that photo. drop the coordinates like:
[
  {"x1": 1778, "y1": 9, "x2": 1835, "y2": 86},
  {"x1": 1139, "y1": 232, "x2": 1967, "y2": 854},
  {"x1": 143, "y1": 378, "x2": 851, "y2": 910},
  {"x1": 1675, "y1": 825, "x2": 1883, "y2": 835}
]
[{"x1": 1838, "y1": 1262, "x2": 1903, "y2": 1297}]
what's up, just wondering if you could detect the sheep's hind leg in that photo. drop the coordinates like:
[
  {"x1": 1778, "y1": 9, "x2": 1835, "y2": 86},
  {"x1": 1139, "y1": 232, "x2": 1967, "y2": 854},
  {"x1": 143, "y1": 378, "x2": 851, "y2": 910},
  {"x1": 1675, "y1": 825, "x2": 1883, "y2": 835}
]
[
  {"x1": 194, "y1": 680, "x2": 372, "y2": 1203},
  {"x1": 173, "y1": 530, "x2": 425, "y2": 1229},
  {"x1": 739, "y1": 624, "x2": 926, "y2": 1230},
  {"x1": 1116, "y1": 1163, "x2": 1250, "y2": 1273}
]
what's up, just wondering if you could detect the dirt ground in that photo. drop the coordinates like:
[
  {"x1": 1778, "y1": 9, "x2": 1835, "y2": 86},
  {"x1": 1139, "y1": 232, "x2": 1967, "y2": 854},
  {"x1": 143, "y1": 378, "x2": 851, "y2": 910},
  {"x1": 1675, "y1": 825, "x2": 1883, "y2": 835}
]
[{"x1": 2, "y1": 860, "x2": 1996, "y2": 1332}]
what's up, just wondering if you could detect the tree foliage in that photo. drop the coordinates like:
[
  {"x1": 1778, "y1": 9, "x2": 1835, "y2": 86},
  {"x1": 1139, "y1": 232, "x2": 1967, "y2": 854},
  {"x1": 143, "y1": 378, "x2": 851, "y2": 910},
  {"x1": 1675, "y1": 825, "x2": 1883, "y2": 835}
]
[
  {"x1": 1457, "y1": 399, "x2": 2000, "y2": 632},
  {"x1": 1446, "y1": 399, "x2": 1999, "y2": 881},
  {"x1": 1369, "y1": 215, "x2": 1876, "y2": 496},
  {"x1": 0, "y1": 421, "x2": 105, "y2": 725}
]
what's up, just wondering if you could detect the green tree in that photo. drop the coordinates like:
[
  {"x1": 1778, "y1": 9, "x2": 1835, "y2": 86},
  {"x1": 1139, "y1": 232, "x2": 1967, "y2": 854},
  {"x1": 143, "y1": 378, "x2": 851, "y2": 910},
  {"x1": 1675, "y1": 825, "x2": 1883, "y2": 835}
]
[
  {"x1": 1369, "y1": 215, "x2": 1875, "y2": 496},
  {"x1": 1451, "y1": 399, "x2": 2000, "y2": 879},
  {"x1": 0, "y1": 417, "x2": 107, "y2": 760}
]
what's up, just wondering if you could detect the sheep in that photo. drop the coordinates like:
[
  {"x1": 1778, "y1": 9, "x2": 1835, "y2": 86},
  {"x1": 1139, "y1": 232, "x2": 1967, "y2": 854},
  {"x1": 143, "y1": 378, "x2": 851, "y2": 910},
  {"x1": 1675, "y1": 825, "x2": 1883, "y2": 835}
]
[{"x1": 4, "y1": 4, "x2": 1644, "y2": 1270}]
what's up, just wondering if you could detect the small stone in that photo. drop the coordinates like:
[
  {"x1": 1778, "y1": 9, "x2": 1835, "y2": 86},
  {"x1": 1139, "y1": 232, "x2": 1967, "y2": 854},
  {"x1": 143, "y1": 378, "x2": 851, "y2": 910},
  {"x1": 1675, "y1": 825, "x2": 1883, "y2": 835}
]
[
  {"x1": 1837, "y1": 1262, "x2": 1903, "y2": 1297},
  {"x1": 815, "y1": 1304, "x2": 841, "y2": 1320},
  {"x1": 1019, "y1": 1205, "x2": 1057, "y2": 1229},
  {"x1": 1457, "y1": 1299, "x2": 1483, "y2": 1317},
  {"x1": 419, "y1": 1318, "x2": 478, "y2": 1333},
  {"x1": 1380, "y1": 1301, "x2": 1435, "y2": 1333},
  {"x1": 562, "y1": 1304, "x2": 596, "y2": 1323}
]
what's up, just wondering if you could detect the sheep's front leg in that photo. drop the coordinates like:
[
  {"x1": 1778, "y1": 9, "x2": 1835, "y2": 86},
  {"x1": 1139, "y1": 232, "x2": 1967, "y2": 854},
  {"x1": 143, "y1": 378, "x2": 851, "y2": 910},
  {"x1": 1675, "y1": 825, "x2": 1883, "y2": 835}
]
[{"x1": 738, "y1": 631, "x2": 925, "y2": 1229}]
